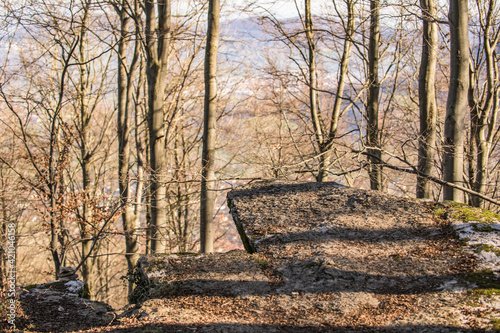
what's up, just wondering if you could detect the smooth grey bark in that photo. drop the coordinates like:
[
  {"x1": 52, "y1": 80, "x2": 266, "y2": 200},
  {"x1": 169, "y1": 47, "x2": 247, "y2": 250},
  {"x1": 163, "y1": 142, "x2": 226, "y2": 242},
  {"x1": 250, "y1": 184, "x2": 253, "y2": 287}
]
[
  {"x1": 367, "y1": 0, "x2": 383, "y2": 191},
  {"x1": 200, "y1": 0, "x2": 220, "y2": 253},
  {"x1": 417, "y1": 0, "x2": 438, "y2": 199},
  {"x1": 116, "y1": 0, "x2": 140, "y2": 296},
  {"x1": 145, "y1": 0, "x2": 171, "y2": 253},
  {"x1": 444, "y1": 0, "x2": 469, "y2": 202}
]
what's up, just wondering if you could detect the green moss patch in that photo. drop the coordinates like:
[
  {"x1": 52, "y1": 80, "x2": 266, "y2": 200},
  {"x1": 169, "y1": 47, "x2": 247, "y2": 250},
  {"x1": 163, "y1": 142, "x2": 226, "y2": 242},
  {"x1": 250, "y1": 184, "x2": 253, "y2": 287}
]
[
  {"x1": 474, "y1": 244, "x2": 500, "y2": 256},
  {"x1": 470, "y1": 288, "x2": 500, "y2": 297},
  {"x1": 433, "y1": 206, "x2": 447, "y2": 218},
  {"x1": 490, "y1": 318, "x2": 500, "y2": 331},
  {"x1": 471, "y1": 223, "x2": 494, "y2": 232},
  {"x1": 149, "y1": 281, "x2": 180, "y2": 298},
  {"x1": 467, "y1": 270, "x2": 500, "y2": 292},
  {"x1": 450, "y1": 204, "x2": 500, "y2": 223},
  {"x1": 24, "y1": 284, "x2": 38, "y2": 290},
  {"x1": 253, "y1": 254, "x2": 270, "y2": 269}
]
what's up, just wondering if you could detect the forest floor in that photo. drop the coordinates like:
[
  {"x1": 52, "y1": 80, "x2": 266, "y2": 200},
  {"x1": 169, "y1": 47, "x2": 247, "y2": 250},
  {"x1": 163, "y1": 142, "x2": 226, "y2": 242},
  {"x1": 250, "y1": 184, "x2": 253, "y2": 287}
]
[{"x1": 5, "y1": 181, "x2": 500, "y2": 332}]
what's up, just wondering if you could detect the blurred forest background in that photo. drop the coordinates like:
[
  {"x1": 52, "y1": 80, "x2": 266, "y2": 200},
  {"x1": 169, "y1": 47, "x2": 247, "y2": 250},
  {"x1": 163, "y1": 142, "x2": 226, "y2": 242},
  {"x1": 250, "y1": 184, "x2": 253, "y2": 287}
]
[{"x1": 0, "y1": 0, "x2": 498, "y2": 308}]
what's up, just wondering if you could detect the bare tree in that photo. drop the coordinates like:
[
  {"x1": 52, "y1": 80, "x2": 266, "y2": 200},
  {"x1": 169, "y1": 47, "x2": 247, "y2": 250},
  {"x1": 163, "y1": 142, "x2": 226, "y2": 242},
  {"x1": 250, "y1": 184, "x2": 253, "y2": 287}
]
[
  {"x1": 256, "y1": 0, "x2": 358, "y2": 182},
  {"x1": 444, "y1": 0, "x2": 469, "y2": 202},
  {"x1": 113, "y1": 0, "x2": 142, "y2": 295},
  {"x1": 144, "y1": 0, "x2": 171, "y2": 253},
  {"x1": 417, "y1": 0, "x2": 438, "y2": 199},
  {"x1": 468, "y1": 0, "x2": 500, "y2": 206},
  {"x1": 366, "y1": 0, "x2": 383, "y2": 191},
  {"x1": 200, "y1": 0, "x2": 220, "y2": 253}
]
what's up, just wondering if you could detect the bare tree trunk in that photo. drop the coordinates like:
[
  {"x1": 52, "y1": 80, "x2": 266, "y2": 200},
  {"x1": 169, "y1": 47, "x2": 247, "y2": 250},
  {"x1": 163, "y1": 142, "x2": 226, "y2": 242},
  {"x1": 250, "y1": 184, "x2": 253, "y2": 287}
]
[
  {"x1": 330, "y1": 0, "x2": 355, "y2": 139},
  {"x1": 323, "y1": 0, "x2": 356, "y2": 183},
  {"x1": 145, "y1": 0, "x2": 171, "y2": 253},
  {"x1": 417, "y1": 0, "x2": 438, "y2": 199},
  {"x1": 444, "y1": 0, "x2": 469, "y2": 202},
  {"x1": 77, "y1": 0, "x2": 96, "y2": 297},
  {"x1": 367, "y1": 0, "x2": 383, "y2": 191},
  {"x1": 468, "y1": 0, "x2": 500, "y2": 207},
  {"x1": 304, "y1": 0, "x2": 327, "y2": 182},
  {"x1": 200, "y1": 0, "x2": 220, "y2": 253},
  {"x1": 116, "y1": 0, "x2": 140, "y2": 296},
  {"x1": 136, "y1": 59, "x2": 147, "y2": 254}
]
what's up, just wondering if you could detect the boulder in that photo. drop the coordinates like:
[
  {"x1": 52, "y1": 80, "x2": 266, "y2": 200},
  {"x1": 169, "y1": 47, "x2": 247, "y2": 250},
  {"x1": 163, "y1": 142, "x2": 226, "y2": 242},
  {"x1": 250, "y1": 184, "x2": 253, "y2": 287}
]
[{"x1": 20, "y1": 273, "x2": 114, "y2": 332}]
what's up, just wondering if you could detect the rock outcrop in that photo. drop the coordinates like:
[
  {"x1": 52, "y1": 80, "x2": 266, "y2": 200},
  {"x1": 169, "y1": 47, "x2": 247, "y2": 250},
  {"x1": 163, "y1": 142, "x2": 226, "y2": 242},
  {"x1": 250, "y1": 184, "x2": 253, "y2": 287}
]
[
  {"x1": 20, "y1": 267, "x2": 114, "y2": 332},
  {"x1": 124, "y1": 181, "x2": 500, "y2": 332}
]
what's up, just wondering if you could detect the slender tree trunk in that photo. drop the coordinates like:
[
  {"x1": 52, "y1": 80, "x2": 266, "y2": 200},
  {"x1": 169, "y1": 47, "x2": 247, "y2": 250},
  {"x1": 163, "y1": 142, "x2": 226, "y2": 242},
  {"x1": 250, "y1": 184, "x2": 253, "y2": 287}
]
[
  {"x1": 77, "y1": 0, "x2": 96, "y2": 297},
  {"x1": 367, "y1": 0, "x2": 383, "y2": 191},
  {"x1": 49, "y1": 100, "x2": 61, "y2": 280},
  {"x1": 0, "y1": 200, "x2": 4, "y2": 289},
  {"x1": 444, "y1": 0, "x2": 469, "y2": 202},
  {"x1": 322, "y1": 0, "x2": 356, "y2": 183},
  {"x1": 469, "y1": 0, "x2": 499, "y2": 207},
  {"x1": 135, "y1": 59, "x2": 147, "y2": 252},
  {"x1": 116, "y1": 0, "x2": 140, "y2": 296},
  {"x1": 145, "y1": 0, "x2": 171, "y2": 253},
  {"x1": 417, "y1": 0, "x2": 438, "y2": 199},
  {"x1": 200, "y1": 0, "x2": 220, "y2": 253},
  {"x1": 304, "y1": 0, "x2": 328, "y2": 182},
  {"x1": 330, "y1": 0, "x2": 355, "y2": 139}
]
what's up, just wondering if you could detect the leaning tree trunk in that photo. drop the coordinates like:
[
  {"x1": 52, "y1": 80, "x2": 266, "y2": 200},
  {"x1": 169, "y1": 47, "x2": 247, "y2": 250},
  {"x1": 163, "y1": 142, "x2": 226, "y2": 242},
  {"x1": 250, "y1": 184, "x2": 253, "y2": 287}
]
[
  {"x1": 443, "y1": 0, "x2": 469, "y2": 202},
  {"x1": 367, "y1": 0, "x2": 383, "y2": 191},
  {"x1": 417, "y1": 0, "x2": 438, "y2": 199},
  {"x1": 200, "y1": 0, "x2": 220, "y2": 253}
]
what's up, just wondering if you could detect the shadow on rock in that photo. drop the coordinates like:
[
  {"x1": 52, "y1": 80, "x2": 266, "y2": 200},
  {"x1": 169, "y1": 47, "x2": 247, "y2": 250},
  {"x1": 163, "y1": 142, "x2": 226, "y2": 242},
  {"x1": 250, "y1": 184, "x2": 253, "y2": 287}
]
[{"x1": 105, "y1": 322, "x2": 493, "y2": 333}]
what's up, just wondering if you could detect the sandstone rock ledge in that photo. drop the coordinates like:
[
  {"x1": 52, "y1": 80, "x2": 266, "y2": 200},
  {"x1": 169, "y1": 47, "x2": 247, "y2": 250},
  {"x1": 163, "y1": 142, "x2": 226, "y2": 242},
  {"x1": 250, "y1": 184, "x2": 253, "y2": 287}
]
[
  {"x1": 124, "y1": 181, "x2": 498, "y2": 332},
  {"x1": 19, "y1": 267, "x2": 114, "y2": 332}
]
